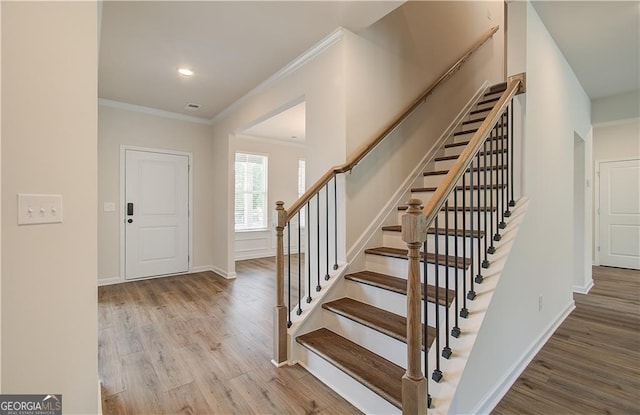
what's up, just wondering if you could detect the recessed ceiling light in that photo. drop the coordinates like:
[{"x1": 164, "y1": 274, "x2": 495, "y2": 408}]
[{"x1": 178, "y1": 68, "x2": 194, "y2": 77}]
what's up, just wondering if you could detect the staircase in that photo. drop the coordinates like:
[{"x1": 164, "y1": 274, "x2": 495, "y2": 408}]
[{"x1": 292, "y1": 83, "x2": 517, "y2": 413}]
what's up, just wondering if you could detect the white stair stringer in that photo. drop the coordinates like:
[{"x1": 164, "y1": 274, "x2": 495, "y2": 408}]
[{"x1": 424, "y1": 197, "x2": 529, "y2": 415}]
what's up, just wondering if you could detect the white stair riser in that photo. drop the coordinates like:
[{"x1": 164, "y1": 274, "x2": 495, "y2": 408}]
[
  {"x1": 297, "y1": 346, "x2": 401, "y2": 415},
  {"x1": 344, "y1": 279, "x2": 444, "y2": 327},
  {"x1": 382, "y1": 231, "x2": 480, "y2": 254},
  {"x1": 364, "y1": 254, "x2": 470, "y2": 288}
]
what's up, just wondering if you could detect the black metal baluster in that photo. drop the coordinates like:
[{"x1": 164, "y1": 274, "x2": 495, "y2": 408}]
[
  {"x1": 287, "y1": 222, "x2": 292, "y2": 328},
  {"x1": 452, "y1": 185, "x2": 461, "y2": 335},
  {"x1": 499, "y1": 111, "x2": 507, "y2": 230},
  {"x1": 461, "y1": 166, "x2": 470, "y2": 315},
  {"x1": 316, "y1": 194, "x2": 321, "y2": 292},
  {"x1": 333, "y1": 176, "x2": 339, "y2": 270},
  {"x1": 487, "y1": 126, "x2": 496, "y2": 256},
  {"x1": 325, "y1": 186, "x2": 330, "y2": 281},
  {"x1": 480, "y1": 138, "x2": 489, "y2": 275},
  {"x1": 297, "y1": 214, "x2": 302, "y2": 316},
  {"x1": 469, "y1": 150, "x2": 481, "y2": 300},
  {"x1": 509, "y1": 103, "x2": 516, "y2": 208},
  {"x1": 433, "y1": 216, "x2": 443, "y2": 382},
  {"x1": 443, "y1": 201, "x2": 452, "y2": 359},
  {"x1": 306, "y1": 202, "x2": 312, "y2": 303}
]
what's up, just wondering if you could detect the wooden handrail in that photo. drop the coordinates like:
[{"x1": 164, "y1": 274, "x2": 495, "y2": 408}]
[
  {"x1": 420, "y1": 79, "x2": 521, "y2": 225},
  {"x1": 284, "y1": 25, "x2": 499, "y2": 221}
]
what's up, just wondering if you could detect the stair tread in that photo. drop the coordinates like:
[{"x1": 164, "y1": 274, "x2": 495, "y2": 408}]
[
  {"x1": 411, "y1": 183, "x2": 506, "y2": 192},
  {"x1": 365, "y1": 246, "x2": 470, "y2": 269},
  {"x1": 477, "y1": 96, "x2": 500, "y2": 106},
  {"x1": 423, "y1": 164, "x2": 507, "y2": 176},
  {"x1": 344, "y1": 270, "x2": 454, "y2": 306},
  {"x1": 296, "y1": 328, "x2": 403, "y2": 409},
  {"x1": 488, "y1": 82, "x2": 508, "y2": 93},
  {"x1": 322, "y1": 298, "x2": 436, "y2": 350},
  {"x1": 381, "y1": 225, "x2": 484, "y2": 238},
  {"x1": 444, "y1": 136, "x2": 504, "y2": 148},
  {"x1": 434, "y1": 148, "x2": 507, "y2": 162},
  {"x1": 397, "y1": 205, "x2": 497, "y2": 212},
  {"x1": 454, "y1": 122, "x2": 506, "y2": 137},
  {"x1": 462, "y1": 117, "x2": 488, "y2": 126},
  {"x1": 470, "y1": 107, "x2": 492, "y2": 115}
]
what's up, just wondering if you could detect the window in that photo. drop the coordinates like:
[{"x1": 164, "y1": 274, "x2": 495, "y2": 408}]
[
  {"x1": 235, "y1": 153, "x2": 268, "y2": 231},
  {"x1": 298, "y1": 159, "x2": 306, "y2": 224}
]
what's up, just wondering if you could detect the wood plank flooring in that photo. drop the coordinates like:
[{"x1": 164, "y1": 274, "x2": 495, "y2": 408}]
[
  {"x1": 100, "y1": 262, "x2": 639, "y2": 414},
  {"x1": 493, "y1": 266, "x2": 640, "y2": 415},
  {"x1": 98, "y1": 257, "x2": 360, "y2": 415}
]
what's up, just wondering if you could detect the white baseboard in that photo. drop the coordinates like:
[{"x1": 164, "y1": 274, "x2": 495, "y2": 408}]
[
  {"x1": 98, "y1": 265, "x2": 230, "y2": 286},
  {"x1": 573, "y1": 280, "x2": 594, "y2": 294},
  {"x1": 211, "y1": 264, "x2": 237, "y2": 279},
  {"x1": 97, "y1": 276, "x2": 122, "y2": 287},
  {"x1": 471, "y1": 300, "x2": 576, "y2": 414},
  {"x1": 190, "y1": 265, "x2": 214, "y2": 273}
]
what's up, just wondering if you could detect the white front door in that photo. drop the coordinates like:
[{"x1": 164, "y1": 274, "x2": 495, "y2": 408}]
[
  {"x1": 125, "y1": 149, "x2": 190, "y2": 279},
  {"x1": 599, "y1": 158, "x2": 640, "y2": 270}
]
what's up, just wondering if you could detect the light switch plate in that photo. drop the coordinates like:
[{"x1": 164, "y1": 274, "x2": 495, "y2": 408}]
[{"x1": 18, "y1": 194, "x2": 63, "y2": 225}]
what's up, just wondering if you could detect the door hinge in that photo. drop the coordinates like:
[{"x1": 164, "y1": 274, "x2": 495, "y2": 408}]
[
  {"x1": 597, "y1": 246, "x2": 600, "y2": 252},
  {"x1": 597, "y1": 208, "x2": 600, "y2": 215},
  {"x1": 597, "y1": 171, "x2": 600, "y2": 177}
]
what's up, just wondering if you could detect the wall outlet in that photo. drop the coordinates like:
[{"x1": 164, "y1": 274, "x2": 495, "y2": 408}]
[{"x1": 538, "y1": 295, "x2": 543, "y2": 311}]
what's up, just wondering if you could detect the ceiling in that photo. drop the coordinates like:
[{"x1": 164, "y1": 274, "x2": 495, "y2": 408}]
[
  {"x1": 532, "y1": 1, "x2": 640, "y2": 99},
  {"x1": 98, "y1": 1, "x2": 403, "y2": 121}
]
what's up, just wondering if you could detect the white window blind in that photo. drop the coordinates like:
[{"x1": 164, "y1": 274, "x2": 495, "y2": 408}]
[{"x1": 235, "y1": 153, "x2": 268, "y2": 231}]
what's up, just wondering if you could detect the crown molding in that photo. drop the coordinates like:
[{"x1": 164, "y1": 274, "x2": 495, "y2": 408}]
[
  {"x1": 98, "y1": 98, "x2": 212, "y2": 125},
  {"x1": 210, "y1": 26, "x2": 346, "y2": 125}
]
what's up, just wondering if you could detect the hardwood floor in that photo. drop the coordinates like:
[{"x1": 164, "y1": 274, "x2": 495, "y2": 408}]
[
  {"x1": 493, "y1": 266, "x2": 640, "y2": 415},
  {"x1": 100, "y1": 263, "x2": 639, "y2": 414},
  {"x1": 98, "y1": 257, "x2": 360, "y2": 415}
]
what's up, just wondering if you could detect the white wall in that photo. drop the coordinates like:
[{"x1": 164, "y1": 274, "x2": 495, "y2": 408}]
[
  {"x1": 233, "y1": 135, "x2": 305, "y2": 260},
  {"x1": 1, "y1": 2, "x2": 98, "y2": 412},
  {"x1": 98, "y1": 104, "x2": 215, "y2": 282},
  {"x1": 592, "y1": 118, "x2": 640, "y2": 261},
  {"x1": 342, "y1": 1, "x2": 505, "y2": 250},
  {"x1": 210, "y1": 32, "x2": 346, "y2": 276},
  {"x1": 451, "y1": 2, "x2": 592, "y2": 412}
]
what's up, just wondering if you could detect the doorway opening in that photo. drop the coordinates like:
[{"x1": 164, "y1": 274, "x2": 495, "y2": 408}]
[{"x1": 231, "y1": 98, "x2": 307, "y2": 264}]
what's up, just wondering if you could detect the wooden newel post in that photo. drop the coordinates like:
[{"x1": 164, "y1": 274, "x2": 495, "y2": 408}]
[
  {"x1": 401, "y1": 199, "x2": 428, "y2": 414},
  {"x1": 273, "y1": 201, "x2": 288, "y2": 365}
]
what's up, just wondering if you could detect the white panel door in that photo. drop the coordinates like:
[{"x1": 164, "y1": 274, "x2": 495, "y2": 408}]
[
  {"x1": 599, "y1": 159, "x2": 640, "y2": 270},
  {"x1": 125, "y1": 150, "x2": 189, "y2": 279}
]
